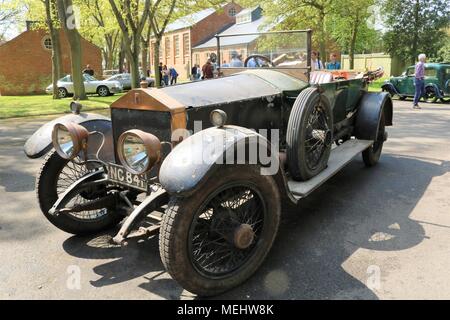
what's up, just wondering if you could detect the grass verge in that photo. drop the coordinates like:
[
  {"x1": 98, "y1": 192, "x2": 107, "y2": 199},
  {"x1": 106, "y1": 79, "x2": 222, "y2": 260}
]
[{"x1": 0, "y1": 93, "x2": 124, "y2": 119}]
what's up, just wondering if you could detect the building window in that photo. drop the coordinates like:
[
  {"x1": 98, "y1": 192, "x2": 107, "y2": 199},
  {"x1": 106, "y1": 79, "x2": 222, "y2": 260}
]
[
  {"x1": 194, "y1": 54, "x2": 199, "y2": 65},
  {"x1": 165, "y1": 37, "x2": 171, "y2": 59},
  {"x1": 228, "y1": 7, "x2": 236, "y2": 17},
  {"x1": 174, "y1": 35, "x2": 180, "y2": 57},
  {"x1": 183, "y1": 33, "x2": 190, "y2": 56},
  {"x1": 42, "y1": 36, "x2": 52, "y2": 50},
  {"x1": 236, "y1": 13, "x2": 251, "y2": 24}
]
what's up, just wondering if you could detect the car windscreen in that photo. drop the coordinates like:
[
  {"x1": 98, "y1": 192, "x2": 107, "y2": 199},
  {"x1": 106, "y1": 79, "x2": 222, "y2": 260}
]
[
  {"x1": 216, "y1": 30, "x2": 310, "y2": 70},
  {"x1": 83, "y1": 74, "x2": 97, "y2": 81}
]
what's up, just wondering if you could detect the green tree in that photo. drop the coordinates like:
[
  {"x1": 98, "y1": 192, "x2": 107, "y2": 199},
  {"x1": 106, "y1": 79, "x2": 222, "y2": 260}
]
[
  {"x1": 259, "y1": 0, "x2": 334, "y2": 60},
  {"x1": 382, "y1": 0, "x2": 450, "y2": 65},
  {"x1": 81, "y1": 0, "x2": 121, "y2": 70},
  {"x1": 108, "y1": 0, "x2": 151, "y2": 88},
  {"x1": 0, "y1": 0, "x2": 21, "y2": 39},
  {"x1": 330, "y1": 0, "x2": 376, "y2": 69}
]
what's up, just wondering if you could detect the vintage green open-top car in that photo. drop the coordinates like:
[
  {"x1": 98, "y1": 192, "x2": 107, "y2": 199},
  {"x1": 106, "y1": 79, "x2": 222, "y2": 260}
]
[
  {"x1": 382, "y1": 62, "x2": 450, "y2": 103},
  {"x1": 24, "y1": 30, "x2": 392, "y2": 296}
]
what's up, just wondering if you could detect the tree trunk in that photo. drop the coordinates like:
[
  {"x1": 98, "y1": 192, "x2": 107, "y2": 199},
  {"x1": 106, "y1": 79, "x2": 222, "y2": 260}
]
[
  {"x1": 57, "y1": 0, "x2": 87, "y2": 100},
  {"x1": 141, "y1": 42, "x2": 149, "y2": 77},
  {"x1": 127, "y1": 35, "x2": 140, "y2": 88},
  {"x1": 153, "y1": 39, "x2": 161, "y2": 88},
  {"x1": 44, "y1": 0, "x2": 63, "y2": 99},
  {"x1": 118, "y1": 49, "x2": 125, "y2": 73},
  {"x1": 318, "y1": 10, "x2": 326, "y2": 64},
  {"x1": 349, "y1": 18, "x2": 359, "y2": 70}
]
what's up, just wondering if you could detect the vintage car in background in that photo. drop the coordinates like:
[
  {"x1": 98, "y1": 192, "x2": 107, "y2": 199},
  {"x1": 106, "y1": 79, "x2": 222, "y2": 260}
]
[
  {"x1": 45, "y1": 73, "x2": 123, "y2": 98},
  {"x1": 106, "y1": 73, "x2": 155, "y2": 90},
  {"x1": 382, "y1": 62, "x2": 450, "y2": 103},
  {"x1": 25, "y1": 30, "x2": 392, "y2": 296}
]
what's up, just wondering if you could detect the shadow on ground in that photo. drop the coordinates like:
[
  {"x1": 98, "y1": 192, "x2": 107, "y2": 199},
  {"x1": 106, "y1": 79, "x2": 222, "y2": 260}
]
[{"x1": 61, "y1": 154, "x2": 449, "y2": 299}]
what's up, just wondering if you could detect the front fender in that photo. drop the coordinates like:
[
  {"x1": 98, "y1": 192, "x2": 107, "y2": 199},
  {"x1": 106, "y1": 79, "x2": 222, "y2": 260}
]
[
  {"x1": 425, "y1": 83, "x2": 443, "y2": 99},
  {"x1": 381, "y1": 82, "x2": 401, "y2": 96},
  {"x1": 24, "y1": 112, "x2": 114, "y2": 162},
  {"x1": 159, "y1": 126, "x2": 282, "y2": 197}
]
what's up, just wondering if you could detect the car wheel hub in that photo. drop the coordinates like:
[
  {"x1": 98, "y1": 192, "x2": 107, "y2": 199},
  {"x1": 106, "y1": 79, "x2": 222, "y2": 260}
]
[{"x1": 233, "y1": 223, "x2": 255, "y2": 249}]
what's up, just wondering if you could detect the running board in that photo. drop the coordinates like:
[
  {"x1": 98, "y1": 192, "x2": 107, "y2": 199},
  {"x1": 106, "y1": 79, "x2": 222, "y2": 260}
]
[{"x1": 287, "y1": 139, "x2": 373, "y2": 199}]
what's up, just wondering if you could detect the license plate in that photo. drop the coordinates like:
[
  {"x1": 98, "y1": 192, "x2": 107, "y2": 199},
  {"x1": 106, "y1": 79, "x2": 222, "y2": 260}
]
[{"x1": 107, "y1": 163, "x2": 148, "y2": 192}]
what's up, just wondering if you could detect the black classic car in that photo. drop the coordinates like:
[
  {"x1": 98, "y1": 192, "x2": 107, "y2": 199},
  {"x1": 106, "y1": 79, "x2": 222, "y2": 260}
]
[{"x1": 24, "y1": 30, "x2": 392, "y2": 296}]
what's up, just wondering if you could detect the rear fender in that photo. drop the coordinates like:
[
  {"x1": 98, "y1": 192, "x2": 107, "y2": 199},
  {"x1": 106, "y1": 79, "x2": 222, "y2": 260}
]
[
  {"x1": 354, "y1": 92, "x2": 393, "y2": 141},
  {"x1": 24, "y1": 112, "x2": 114, "y2": 162},
  {"x1": 159, "y1": 125, "x2": 293, "y2": 201}
]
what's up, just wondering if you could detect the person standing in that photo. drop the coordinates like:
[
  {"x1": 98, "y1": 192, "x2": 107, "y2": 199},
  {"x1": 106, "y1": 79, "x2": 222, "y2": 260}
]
[
  {"x1": 413, "y1": 53, "x2": 426, "y2": 109},
  {"x1": 162, "y1": 65, "x2": 169, "y2": 86},
  {"x1": 158, "y1": 62, "x2": 163, "y2": 86},
  {"x1": 326, "y1": 53, "x2": 341, "y2": 70},
  {"x1": 169, "y1": 67, "x2": 178, "y2": 85},
  {"x1": 230, "y1": 51, "x2": 244, "y2": 67},
  {"x1": 202, "y1": 59, "x2": 214, "y2": 79},
  {"x1": 311, "y1": 51, "x2": 324, "y2": 71},
  {"x1": 82, "y1": 64, "x2": 94, "y2": 76},
  {"x1": 191, "y1": 64, "x2": 198, "y2": 80}
]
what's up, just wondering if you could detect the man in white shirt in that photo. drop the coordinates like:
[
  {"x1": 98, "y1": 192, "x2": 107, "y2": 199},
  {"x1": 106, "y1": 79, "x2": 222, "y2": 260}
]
[{"x1": 311, "y1": 51, "x2": 324, "y2": 71}]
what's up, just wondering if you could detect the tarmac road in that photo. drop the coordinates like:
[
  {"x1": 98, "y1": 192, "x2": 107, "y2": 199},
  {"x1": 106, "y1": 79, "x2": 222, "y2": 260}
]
[{"x1": 1, "y1": 100, "x2": 450, "y2": 299}]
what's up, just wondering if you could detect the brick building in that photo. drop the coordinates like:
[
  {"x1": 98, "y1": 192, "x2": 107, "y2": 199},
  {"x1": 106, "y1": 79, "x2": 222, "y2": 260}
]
[
  {"x1": 0, "y1": 29, "x2": 102, "y2": 95},
  {"x1": 150, "y1": 2, "x2": 242, "y2": 79},
  {"x1": 192, "y1": 6, "x2": 267, "y2": 68}
]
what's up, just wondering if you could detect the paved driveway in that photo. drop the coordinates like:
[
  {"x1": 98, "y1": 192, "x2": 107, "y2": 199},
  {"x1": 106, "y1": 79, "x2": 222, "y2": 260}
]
[{"x1": 1, "y1": 101, "x2": 450, "y2": 299}]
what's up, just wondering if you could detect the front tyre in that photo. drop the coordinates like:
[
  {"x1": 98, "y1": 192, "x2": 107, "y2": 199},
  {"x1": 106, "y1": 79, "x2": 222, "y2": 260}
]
[
  {"x1": 57, "y1": 87, "x2": 68, "y2": 98},
  {"x1": 97, "y1": 86, "x2": 110, "y2": 97},
  {"x1": 36, "y1": 150, "x2": 123, "y2": 235},
  {"x1": 159, "y1": 166, "x2": 281, "y2": 296},
  {"x1": 286, "y1": 87, "x2": 333, "y2": 181}
]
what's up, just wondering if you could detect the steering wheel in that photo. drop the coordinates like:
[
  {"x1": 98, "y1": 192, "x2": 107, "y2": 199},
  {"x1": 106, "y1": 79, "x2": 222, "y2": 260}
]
[{"x1": 244, "y1": 55, "x2": 273, "y2": 68}]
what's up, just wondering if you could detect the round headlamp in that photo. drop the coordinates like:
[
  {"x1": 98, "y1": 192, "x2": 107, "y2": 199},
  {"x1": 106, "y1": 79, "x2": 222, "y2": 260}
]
[
  {"x1": 52, "y1": 122, "x2": 89, "y2": 160},
  {"x1": 210, "y1": 109, "x2": 227, "y2": 127},
  {"x1": 118, "y1": 129, "x2": 161, "y2": 175}
]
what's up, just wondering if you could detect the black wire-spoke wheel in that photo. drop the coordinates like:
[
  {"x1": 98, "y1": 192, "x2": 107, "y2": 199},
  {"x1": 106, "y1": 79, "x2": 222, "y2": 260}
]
[
  {"x1": 362, "y1": 110, "x2": 386, "y2": 167},
  {"x1": 36, "y1": 150, "x2": 123, "y2": 235},
  {"x1": 287, "y1": 87, "x2": 333, "y2": 181},
  {"x1": 304, "y1": 104, "x2": 332, "y2": 171},
  {"x1": 159, "y1": 165, "x2": 280, "y2": 296},
  {"x1": 189, "y1": 185, "x2": 265, "y2": 278}
]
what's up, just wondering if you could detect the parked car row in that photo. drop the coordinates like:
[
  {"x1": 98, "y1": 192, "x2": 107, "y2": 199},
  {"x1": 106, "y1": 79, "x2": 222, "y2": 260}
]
[
  {"x1": 382, "y1": 62, "x2": 450, "y2": 103},
  {"x1": 46, "y1": 73, "x2": 155, "y2": 98},
  {"x1": 106, "y1": 73, "x2": 155, "y2": 90},
  {"x1": 46, "y1": 74, "x2": 123, "y2": 98}
]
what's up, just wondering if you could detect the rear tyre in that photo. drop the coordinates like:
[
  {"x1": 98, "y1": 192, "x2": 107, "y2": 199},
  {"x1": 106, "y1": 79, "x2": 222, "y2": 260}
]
[
  {"x1": 286, "y1": 87, "x2": 333, "y2": 181},
  {"x1": 362, "y1": 110, "x2": 386, "y2": 167},
  {"x1": 57, "y1": 87, "x2": 68, "y2": 98},
  {"x1": 159, "y1": 165, "x2": 280, "y2": 296},
  {"x1": 97, "y1": 86, "x2": 110, "y2": 97},
  {"x1": 37, "y1": 150, "x2": 123, "y2": 235},
  {"x1": 424, "y1": 87, "x2": 438, "y2": 103}
]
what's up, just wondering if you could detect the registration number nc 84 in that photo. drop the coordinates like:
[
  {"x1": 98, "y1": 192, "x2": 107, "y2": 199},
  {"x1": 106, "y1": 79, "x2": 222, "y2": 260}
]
[{"x1": 107, "y1": 163, "x2": 148, "y2": 192}]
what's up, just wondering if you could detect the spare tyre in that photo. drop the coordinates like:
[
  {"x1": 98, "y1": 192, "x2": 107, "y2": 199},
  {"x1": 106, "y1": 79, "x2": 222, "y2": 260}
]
[{"x1": 286, "y1": 87, "x2": 333, "y2": 181}]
